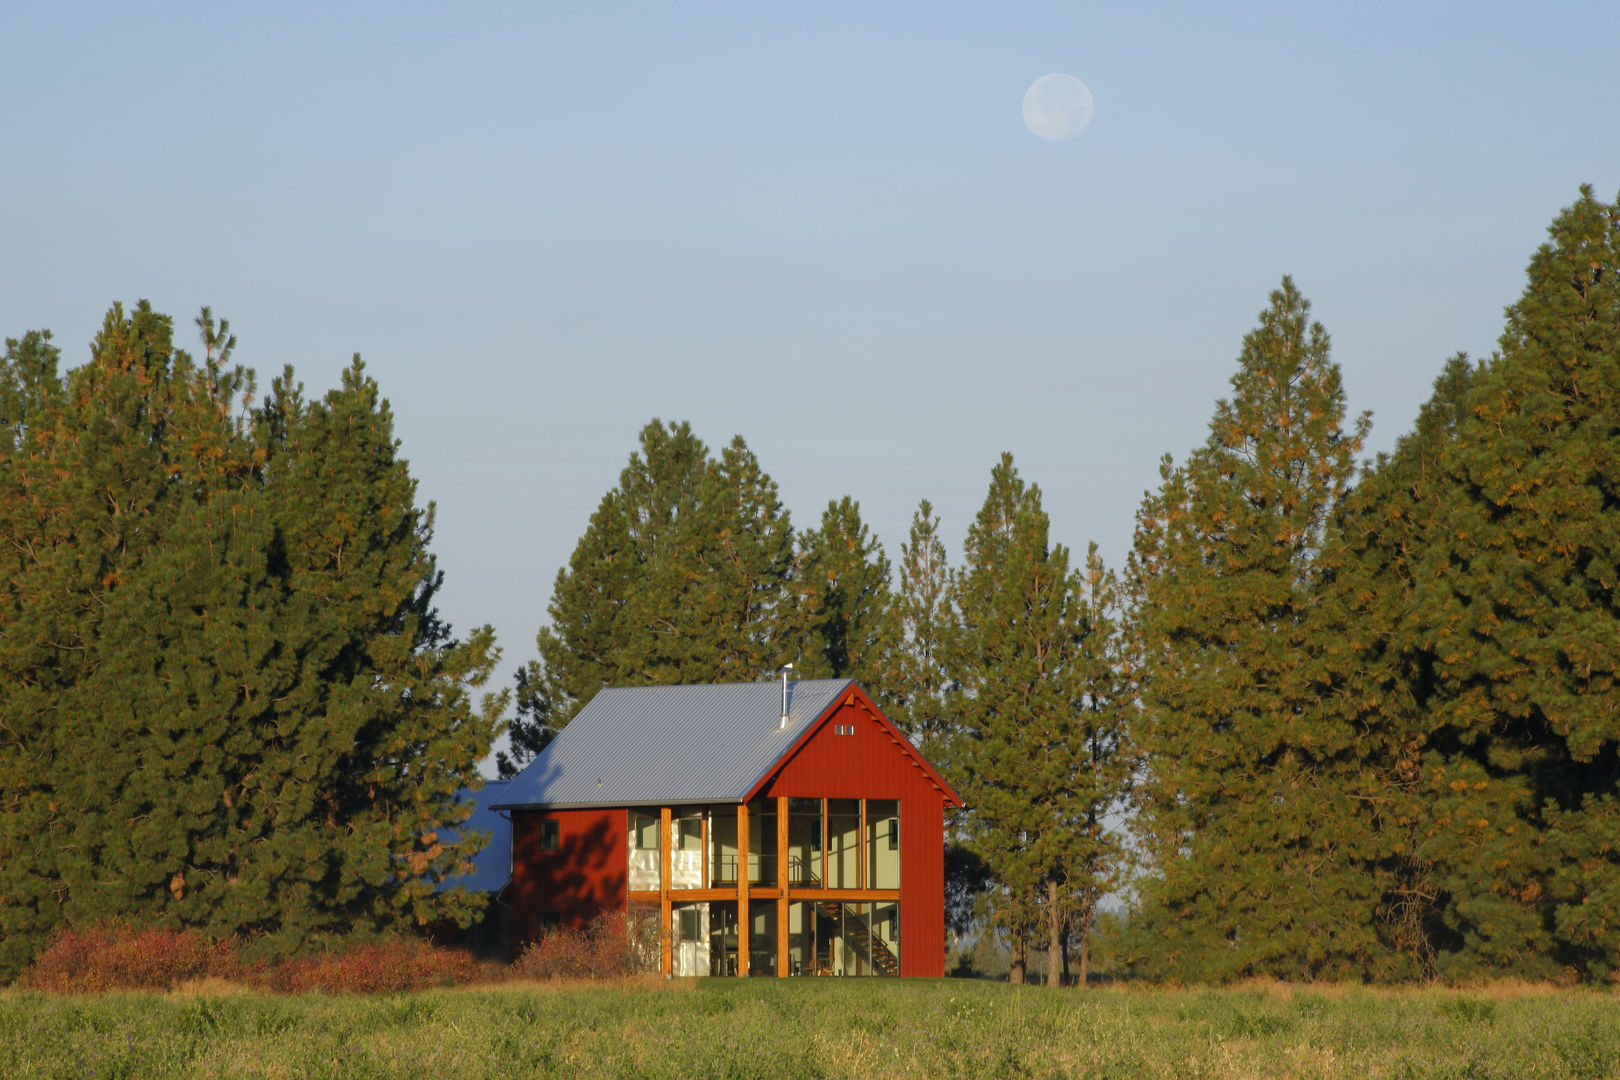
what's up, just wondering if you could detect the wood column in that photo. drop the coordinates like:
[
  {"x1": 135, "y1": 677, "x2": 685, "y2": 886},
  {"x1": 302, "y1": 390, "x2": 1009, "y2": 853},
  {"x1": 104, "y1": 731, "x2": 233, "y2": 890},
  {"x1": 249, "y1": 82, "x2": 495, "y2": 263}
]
[
  {"x1": 858, "y1": 799, "x2": 867, "y2": 890},
  {"x1": 736, "y1": 802, "x2": 749, "y2": 976},
  {"x1": 659, "y1": 806, "x2": 672, "y2": 977},
  {"x1": 776, "y1": 796, "x2": 789, "y2": 977}
]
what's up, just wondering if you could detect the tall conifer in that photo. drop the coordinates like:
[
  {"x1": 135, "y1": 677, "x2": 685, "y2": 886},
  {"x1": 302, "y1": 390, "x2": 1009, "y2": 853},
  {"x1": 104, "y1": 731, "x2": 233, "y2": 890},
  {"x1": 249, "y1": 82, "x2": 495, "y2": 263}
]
[
  {"x1": 886, "y1": 499, "x2": 953, "y2": 749},
  {"x1": 948, "y1": 455, "x2": 1117, "y2": 985},
  {"x1": 792, "y1": 496, "x2": 893, "y2": 683},
  {"x1": 503, "y1": 421, "x2": 797, "y2": 774},
  {"x1": 0, "y1": 305, "x2": 502, "y2": 974},
  {"x1": 1401, "y1": 188, "x2": 1620, "y2": 978},
  {"x1": 1130, "y1": 278, "x2": 1372, "y2": 980}
]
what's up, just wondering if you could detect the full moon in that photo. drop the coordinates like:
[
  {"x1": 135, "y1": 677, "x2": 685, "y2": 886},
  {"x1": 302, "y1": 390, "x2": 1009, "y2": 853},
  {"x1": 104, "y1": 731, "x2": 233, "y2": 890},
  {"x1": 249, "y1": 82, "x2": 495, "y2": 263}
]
[{"x1": 1023, "y1": 74, "x2": 1093, "y2": 141}]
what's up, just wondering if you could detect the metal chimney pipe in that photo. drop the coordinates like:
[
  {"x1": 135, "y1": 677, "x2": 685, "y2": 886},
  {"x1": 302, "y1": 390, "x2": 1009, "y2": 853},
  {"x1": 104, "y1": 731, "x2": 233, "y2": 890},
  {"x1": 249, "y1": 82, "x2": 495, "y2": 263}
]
[{"x1": 779, "y1": 664, "x2": 794, "y2": 730}]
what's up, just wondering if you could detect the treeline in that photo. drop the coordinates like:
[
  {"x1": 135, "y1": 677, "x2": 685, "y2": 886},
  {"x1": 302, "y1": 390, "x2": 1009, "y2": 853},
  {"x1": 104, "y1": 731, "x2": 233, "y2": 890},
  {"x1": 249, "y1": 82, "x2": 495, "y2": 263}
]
[
  {"x1": 512, "y1": 186, "x2": 1620, "y2": 983},
  {"x1": 0, "y1": 304, "x2": 505, "y2": 978},
  {"x1": 2, "y1": 186, "x2": 1614, "y2": 986}
]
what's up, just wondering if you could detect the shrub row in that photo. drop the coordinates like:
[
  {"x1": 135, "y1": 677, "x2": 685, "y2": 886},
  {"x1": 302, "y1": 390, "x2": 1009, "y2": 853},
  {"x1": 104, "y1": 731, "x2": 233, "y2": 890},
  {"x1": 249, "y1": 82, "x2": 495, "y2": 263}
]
[
  {"x1": 19, "y1": 914, "x2": 655, "y2": 994},
  {"x1": 21, "y1": 923, "x2": 488, "y2": 995}
]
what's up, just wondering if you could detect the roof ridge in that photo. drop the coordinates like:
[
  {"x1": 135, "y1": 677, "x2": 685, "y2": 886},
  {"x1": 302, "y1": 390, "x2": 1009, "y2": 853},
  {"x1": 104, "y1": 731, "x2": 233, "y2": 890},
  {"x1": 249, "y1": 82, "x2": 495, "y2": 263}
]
[{"x1": 596, "y1": 677, "x2": 853, "y2": 692}]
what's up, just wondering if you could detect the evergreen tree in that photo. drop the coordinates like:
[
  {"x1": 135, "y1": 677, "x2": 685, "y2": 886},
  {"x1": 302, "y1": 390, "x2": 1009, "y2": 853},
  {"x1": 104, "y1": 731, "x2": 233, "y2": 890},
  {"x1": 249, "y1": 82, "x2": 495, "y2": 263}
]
[
  {"x1": 0, "y1": 304, "x2": 502, "y2": 975},
  {"x1": 0, "y1": 329, "x2": 59, "y2": 451},
  {"x1": 947, "y1": 454, "x2": 1116, "y2": 985},
  {"x1": 1399, "y1": 188, "x2": 1620, "y2": 978},
  {"x1": 1130, "y1": 278, "x2": 1373, "y2": 980},
  {"x1": 792, "y1": 496, "x2": 892, "y2": 683},
  {"x1": 503, "y1": 421, "x2": 796, "y2": 775},
  {"x1": 885, "y1": 499, "x2": 953, "y2": 749},
  {"x1": 1062, "y1": 542, "x2": 1135, "y2": 987},
  {"x1": 1318, "y1": 354, "x2": 1480, "y2": 978}
]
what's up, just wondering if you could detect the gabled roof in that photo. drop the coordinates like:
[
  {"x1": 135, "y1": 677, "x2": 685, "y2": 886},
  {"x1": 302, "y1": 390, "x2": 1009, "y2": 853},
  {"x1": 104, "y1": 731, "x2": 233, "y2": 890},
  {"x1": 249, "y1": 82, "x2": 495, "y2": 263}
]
[
  {"x1": 436, "y1": 779, "x2": 512, "y2": 894},
  {"x1": 494, "y1": 679, "x2": 859, "y2": 810}
]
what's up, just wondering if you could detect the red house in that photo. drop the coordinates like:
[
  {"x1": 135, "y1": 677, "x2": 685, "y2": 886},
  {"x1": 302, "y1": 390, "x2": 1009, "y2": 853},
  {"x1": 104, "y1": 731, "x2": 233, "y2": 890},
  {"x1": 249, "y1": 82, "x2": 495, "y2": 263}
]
[{"x1": 493, "y1": 679, "x2": 961, "y2": 977}]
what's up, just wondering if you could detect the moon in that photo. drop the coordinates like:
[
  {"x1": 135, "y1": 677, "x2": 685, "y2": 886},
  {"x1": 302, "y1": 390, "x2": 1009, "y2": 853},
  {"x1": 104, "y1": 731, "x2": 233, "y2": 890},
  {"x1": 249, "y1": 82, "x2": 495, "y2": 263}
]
[{"x1": 1023, "y1": 74, "x2": 1094, "y2": 142}]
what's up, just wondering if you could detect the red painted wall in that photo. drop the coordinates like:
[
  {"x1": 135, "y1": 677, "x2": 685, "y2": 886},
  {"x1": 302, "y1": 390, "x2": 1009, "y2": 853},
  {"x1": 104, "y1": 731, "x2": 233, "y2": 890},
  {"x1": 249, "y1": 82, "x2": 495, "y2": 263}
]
[
  {"x1": 508, "y1": 807, "x2": 626, "y2": 958},
  {"x1": 757, "y1": 694, "x2": 954, "y2": 977}
]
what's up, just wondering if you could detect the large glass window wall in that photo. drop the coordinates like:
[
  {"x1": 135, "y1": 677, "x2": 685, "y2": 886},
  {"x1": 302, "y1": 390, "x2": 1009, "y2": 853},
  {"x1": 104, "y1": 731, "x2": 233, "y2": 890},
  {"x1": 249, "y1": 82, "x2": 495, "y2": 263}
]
[
  {"x1": 629, "y1": 801, "x2": 898, "y2": 890},
  {"x1": 627, "y1": 799, "x2": 903, "y2": 977},
  {"x1": 788, "y1": 900, "x2": 901, "y2": 976}
]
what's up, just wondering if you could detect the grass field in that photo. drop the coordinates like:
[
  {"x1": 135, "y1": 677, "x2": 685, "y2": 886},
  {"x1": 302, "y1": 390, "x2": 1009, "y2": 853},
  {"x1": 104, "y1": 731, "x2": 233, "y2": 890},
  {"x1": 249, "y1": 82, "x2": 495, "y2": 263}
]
[{"x1": 4, "y1": 977, "x2": 1619, "y2": 1079}]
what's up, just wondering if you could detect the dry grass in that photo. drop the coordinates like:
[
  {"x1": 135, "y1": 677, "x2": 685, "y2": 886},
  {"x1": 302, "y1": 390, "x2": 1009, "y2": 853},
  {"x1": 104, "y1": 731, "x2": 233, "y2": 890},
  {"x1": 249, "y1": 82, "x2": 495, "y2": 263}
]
[{"x1": 3, "y1": 976, "x2": 1619, "y2": 1078}]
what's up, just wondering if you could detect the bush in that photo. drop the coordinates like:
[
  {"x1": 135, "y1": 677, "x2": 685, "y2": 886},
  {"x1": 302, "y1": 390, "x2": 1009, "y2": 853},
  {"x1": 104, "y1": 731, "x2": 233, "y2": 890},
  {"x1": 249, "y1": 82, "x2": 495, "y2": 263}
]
[
  {"x1": 19, "y1": 921, "x2": 487, "y2": 996},
  {"x1": 251, "y1": 937, "x2": 483, "y2": 995},
  {"x1": 21, "y1": 923, "x2": 235, "y2": 993},
  {"x1": 513, "y1": 912, "x2": 657, "y2": 980}
]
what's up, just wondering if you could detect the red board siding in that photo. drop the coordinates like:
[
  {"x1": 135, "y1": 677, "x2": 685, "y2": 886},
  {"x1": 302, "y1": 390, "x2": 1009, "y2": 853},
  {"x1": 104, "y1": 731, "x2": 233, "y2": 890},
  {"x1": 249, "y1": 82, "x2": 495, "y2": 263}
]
[
  {"x1": 509, "y1": 807, "x2": 626, "y2": 959},
  {"x1": 758, "y1": 695, "x2": 952, "y2": 977}
]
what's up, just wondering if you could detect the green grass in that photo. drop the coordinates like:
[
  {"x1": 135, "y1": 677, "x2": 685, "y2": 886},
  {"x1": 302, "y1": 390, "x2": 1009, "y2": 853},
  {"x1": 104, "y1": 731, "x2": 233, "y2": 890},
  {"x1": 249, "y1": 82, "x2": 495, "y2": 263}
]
[{"x1": 4, "y1": 978, "x2": 1620, "y2": 1079}]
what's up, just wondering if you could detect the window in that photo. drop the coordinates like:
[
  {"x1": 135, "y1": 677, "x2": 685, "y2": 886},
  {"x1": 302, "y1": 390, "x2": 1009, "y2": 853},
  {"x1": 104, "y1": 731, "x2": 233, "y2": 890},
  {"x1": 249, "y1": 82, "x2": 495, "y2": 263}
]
[
  {"x1": 538, "y1": 911, "x2": 561, "y2": 936},
  {"x1": 678, "y1": 907, "x2": 700, "y2": 942},
  {"x1": 539, "y1": 819, "x2": 559, "y2": 852},
  {"x1": 678, "y1": 815, "x2": 703, "y2": 851},
  {"x1": 633, "y1": 813, "x2": 659, "y2": 850}
]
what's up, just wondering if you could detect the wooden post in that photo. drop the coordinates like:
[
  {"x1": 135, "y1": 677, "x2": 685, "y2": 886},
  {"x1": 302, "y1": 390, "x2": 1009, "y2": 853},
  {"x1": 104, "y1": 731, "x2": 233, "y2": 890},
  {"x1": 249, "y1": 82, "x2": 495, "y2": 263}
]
[
  {"x1": 736, "y1": 802, "x2": 749, "y2": 976},
  {"x1": 659, "y1": 806, "x2": 672, "y2": 977},
  {"x1": 701, "y1": 810, "x2": 709, "y2": 888},
  {"x1": 820, "y1": 799, "x2": 828, "y2": 888},
  {"x1": 858, "y1": 799, "x2": 867, "y2": 891},
  {"x1": 777, "y1": 796, "x2": 789, "y2": 978}
]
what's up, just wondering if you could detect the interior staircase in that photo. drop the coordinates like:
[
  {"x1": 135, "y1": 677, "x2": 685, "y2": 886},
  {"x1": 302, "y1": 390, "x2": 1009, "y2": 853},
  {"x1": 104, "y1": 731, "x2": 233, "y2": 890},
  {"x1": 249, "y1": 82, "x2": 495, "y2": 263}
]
[
  {"x1": 812, "y1": 900, "x2": 899, "y2": 976},
  {"x1": 791, "y1": 856, "x2": 898, "y2": 976}
]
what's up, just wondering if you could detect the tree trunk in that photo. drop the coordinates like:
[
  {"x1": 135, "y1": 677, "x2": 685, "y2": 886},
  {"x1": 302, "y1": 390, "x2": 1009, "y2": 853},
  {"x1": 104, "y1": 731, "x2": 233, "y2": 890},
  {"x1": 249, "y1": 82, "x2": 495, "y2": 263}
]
[
  {"x1": 1046, "y1": 878, "x2": 1062, "y2": 987},
  {"x1": 1077, "y1": 899, "x2": 1093, "y2": 988},
  {"x1": 1008, "y1": 935, "x2": 1027, "y2": 984}
]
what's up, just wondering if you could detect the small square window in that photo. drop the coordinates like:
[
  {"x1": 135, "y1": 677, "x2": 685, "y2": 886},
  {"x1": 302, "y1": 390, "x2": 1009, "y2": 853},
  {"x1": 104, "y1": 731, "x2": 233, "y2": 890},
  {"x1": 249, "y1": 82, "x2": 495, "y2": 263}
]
[
  {"x1": 678, "y1": 907, "x2": 700, "y2": 941},
  {"x1": 678, "y1": 816, "x2": 702, "y2": 851},
  {"x1": 539, "y1": 819, "x2": 559, "y2": 852},
  {"x1": 633, "y1": 813, "x2": 659, "y2": 850}
]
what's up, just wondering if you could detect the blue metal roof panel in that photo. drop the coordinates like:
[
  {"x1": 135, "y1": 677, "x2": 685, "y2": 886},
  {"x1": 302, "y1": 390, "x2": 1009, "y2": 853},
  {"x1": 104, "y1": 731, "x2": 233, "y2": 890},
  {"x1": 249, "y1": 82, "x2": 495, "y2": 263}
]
[
  {"x1": 492, "y1": 679, "x2": 853, "y2": 810},
  {"x1": 436, "y1": 780, "x2": 512, "y2": 894}
]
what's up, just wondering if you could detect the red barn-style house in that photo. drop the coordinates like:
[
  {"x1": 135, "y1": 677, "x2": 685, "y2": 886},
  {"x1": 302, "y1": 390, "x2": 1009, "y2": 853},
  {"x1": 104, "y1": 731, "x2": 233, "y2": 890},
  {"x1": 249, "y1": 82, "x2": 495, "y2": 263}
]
[{"x1": 494, "y1": 679, "x2": 961, "y2": 977}]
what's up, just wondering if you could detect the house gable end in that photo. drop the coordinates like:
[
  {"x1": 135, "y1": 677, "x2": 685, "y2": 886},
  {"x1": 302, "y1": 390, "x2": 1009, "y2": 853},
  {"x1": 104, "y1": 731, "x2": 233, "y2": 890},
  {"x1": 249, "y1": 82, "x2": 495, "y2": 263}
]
[{"x1": 744, "y1": 683, "x2": 960, "y2": 806}]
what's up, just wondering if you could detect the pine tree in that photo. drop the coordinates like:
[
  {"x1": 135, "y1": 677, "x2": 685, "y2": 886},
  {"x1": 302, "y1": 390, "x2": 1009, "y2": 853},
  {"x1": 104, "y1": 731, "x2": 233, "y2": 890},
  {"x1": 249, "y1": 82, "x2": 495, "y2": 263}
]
[
  {"x1": 0, "y1": 304, "x2": 502, "y2": 975},
  {"x1": 792, "y1": 496, "x2": 893, "y2": 683},
  {"x1": 0, "y1": 329, "x2": 59, "y2": 452},
  {"x1": 1399, "y1": 188, "x2": 1620, "y2": 978},
  {"x1": 947, "y1": 454, "x2": 1117, "y2": 986},
  {"x1": 1318, "y1": 354, "x2": 1480, "y2": 978},
  {"x1": 503, "y1": 421, "x2": 796, "y2": 775},
  {"x1": 885, "y1": 499, "x2": 953, "y2": 749},
  {"x1": 1130, "y1": 278, "x2": 1373, "y2": 980},
  {"x1": 1062, "y1": 543, "x2": 1134, "y2": 987}
]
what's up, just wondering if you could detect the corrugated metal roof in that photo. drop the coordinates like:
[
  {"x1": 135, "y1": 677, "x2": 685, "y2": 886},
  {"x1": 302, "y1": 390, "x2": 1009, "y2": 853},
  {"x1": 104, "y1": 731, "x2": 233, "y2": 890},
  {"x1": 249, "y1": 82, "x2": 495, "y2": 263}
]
[
  {"x1": 492, "y1": 679, "x2": 854, "y2": 810},
  {"x1": 436, "y1": 780, "x2": 512, "y2": 894}
]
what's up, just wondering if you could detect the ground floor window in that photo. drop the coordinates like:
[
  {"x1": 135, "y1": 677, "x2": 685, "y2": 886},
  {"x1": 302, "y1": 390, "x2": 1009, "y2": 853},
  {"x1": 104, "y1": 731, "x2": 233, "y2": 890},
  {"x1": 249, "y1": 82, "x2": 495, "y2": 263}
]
[{"x1": 787, "y1": 901, "x2": 900, "y2": 977}]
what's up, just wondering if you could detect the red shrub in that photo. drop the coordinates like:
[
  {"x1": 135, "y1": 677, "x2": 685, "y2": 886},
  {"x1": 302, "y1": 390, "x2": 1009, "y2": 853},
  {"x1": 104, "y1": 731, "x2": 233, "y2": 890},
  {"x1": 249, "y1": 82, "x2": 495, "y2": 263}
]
[
  {"x1": 252, "y1": 937, "x2": 481, "y2": 995},
  {"x1": 514, "y1": 912, "x2": 657, "y2": 980},
  {"x1": 22, "y1": 923, "x2": 235, "y2": 993}
]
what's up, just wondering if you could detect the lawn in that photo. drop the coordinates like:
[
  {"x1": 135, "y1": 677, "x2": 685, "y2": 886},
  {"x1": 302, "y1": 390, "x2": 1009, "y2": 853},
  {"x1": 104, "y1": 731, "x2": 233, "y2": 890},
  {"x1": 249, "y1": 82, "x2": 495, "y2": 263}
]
[{"x1": 3, "y1": 977, "x2": 1619, "y2": 1079}]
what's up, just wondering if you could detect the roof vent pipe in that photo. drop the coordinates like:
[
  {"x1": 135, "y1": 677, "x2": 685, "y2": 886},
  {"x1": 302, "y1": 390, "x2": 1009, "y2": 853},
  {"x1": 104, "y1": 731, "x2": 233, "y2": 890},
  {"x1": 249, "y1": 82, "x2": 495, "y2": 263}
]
[{"x1": 779, "y1": 663, "x2": 794, "y2": 730}]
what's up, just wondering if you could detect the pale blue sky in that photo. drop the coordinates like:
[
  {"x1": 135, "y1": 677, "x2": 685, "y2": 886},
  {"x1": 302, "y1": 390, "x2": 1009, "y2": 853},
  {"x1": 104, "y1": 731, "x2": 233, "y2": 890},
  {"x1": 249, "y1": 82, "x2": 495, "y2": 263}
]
[{"x1": 6, "y1": 2, "x2": 1619, "y2": 755}]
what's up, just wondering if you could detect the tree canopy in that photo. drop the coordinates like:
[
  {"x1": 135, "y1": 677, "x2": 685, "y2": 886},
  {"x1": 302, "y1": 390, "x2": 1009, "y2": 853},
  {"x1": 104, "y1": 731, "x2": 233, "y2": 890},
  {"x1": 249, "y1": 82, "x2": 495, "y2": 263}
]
[{"x1": 0, "y1": 304, "x2": 503, "y2": 977}]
